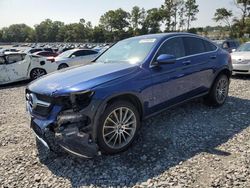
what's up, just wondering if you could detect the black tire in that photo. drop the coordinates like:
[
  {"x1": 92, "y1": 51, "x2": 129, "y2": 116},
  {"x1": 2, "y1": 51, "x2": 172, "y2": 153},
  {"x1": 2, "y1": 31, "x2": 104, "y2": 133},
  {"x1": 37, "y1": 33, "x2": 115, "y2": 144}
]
[
  {"x1": 97, "y1": 101, "x2": 140, "y2": 154},
  {"x1": 204, "y1": 74, "x2": 229, "y2": 107},
  {"x1": 58, "y1": 63, "x2": 69, "y2": 70},
  {"x1": 30, "y1": 68, "x2": 47, "y2": 80}
]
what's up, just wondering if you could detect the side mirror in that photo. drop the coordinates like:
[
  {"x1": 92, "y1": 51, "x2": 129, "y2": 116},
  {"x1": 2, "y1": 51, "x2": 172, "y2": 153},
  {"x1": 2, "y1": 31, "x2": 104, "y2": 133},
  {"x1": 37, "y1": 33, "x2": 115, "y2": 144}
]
[
  {"x1": 71, "y1": 55, "x2": 76, "y2": 58},
  {"x1": 155, "y1": 54, "x2": 176, "y2": 65},
  {"x1": 231, "y1": 49, "x2": 236, "y2": 52}
]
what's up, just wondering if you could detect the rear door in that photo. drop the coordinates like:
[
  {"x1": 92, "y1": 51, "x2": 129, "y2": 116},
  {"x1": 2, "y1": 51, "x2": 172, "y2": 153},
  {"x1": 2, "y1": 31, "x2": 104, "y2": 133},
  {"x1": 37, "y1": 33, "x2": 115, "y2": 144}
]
[{"x1": 182, "y1": 36, "x2": 217, "y2": 94}]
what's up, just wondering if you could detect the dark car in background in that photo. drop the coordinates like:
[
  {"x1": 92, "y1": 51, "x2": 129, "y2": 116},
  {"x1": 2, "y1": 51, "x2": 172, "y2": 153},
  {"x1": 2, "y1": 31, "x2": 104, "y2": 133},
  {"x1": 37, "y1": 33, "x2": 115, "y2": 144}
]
[
  {"x1": 214, "y1": 39, "x2": 240, "y2": 53},
  {"x1": 26, "y1": 33, "x2": 232, "y2": 158},
  {"x1": 33, "y1": 51, "x2": 58, "y2": 57}
]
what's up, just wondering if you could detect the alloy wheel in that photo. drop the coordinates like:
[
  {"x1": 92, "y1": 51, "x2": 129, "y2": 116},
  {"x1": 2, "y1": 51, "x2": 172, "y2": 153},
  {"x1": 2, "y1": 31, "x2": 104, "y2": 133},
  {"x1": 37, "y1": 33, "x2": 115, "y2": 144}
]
[
  {"x1": 102, "y1": 107, "x2": 137, "y2": 149},
  {"x1": 216, "y1": 77, "x2": 228, "y2": 103},
  {"x1": 31, "y1": 69, "x2": 46, "y2": 79}
]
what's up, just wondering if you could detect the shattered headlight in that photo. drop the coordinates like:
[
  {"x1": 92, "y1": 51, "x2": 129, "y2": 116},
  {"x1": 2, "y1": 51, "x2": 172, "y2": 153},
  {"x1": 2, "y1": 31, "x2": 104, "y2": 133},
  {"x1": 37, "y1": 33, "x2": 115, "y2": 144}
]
[{"x1": 70, "y1": 90, "x2": 94, "y2": 111}]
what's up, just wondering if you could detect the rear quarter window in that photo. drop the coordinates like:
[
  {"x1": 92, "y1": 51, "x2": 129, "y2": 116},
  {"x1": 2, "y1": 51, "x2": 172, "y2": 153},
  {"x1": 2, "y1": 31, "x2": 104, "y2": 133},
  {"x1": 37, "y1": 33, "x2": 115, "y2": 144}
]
[{"x1": 6, "y1": 54, "x2": 24, "y2": 64}]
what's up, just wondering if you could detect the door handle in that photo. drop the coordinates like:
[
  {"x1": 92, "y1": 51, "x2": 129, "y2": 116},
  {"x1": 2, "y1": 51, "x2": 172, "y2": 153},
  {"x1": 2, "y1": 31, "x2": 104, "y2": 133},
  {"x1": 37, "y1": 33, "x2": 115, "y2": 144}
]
[
  {"x1": 182, "y1": 60, "x2": 191, "y2": 66},
  {"x1": 210, "y1": 55, "x2": 217, "y2": 59}
]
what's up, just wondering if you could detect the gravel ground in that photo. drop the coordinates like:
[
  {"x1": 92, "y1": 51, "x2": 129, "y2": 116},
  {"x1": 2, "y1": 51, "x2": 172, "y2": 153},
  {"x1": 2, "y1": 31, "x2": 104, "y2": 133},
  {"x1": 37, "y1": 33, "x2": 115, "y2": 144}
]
[{"x1": 0, "y1": 76, "x2": 249, "y2": 188}]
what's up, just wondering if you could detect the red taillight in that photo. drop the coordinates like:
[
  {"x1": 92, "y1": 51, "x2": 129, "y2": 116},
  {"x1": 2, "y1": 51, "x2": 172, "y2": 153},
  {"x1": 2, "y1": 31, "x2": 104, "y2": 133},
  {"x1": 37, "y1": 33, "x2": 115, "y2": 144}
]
[{"x1": 47, "y1": 57, "x2": 55, "y2": 62}]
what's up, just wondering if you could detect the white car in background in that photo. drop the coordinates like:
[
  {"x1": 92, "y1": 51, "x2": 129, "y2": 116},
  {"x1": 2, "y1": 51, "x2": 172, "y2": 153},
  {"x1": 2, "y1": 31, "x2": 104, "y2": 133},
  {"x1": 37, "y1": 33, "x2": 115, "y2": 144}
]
[
  {"x1": 0, "y1": 52, "x2": 58, "y2": 85},
  {"x1": 231, "y1": 42, "x2": 250, "y2": 75},
  {"x1": 54, "y1": 49, "x2": 99, "y2": 69}
]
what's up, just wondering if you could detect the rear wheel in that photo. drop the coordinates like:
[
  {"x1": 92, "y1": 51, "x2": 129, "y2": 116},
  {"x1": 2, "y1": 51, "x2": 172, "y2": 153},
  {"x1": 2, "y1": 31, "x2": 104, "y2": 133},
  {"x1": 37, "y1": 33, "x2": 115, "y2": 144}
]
[
  {"x1": 30, "y1": 68, "x2": 47, "y2": 80},
  {"x1": 204, "y1": 74, "x2": 229, "y2": 106},
  {"x1": 97, "y1": 101, "x2": 140, "y2": 154}
]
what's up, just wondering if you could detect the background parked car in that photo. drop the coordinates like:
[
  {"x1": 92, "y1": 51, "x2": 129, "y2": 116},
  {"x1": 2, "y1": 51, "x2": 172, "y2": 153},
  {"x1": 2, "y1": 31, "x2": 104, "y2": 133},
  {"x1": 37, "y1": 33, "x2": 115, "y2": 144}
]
[
  {"x1": 213, "y1": 39, "x2": 240, "y2": 53},
  {"x1": 33, "y1": 51, "x2": 58, "y2": 57},
  {"x1": 54, "y1": 48, "x2": 99, "y2": 69},
  {"x1": 231, "y1": 42, "x2": 250, "y2": 75},
  {"x1": 0, "y1": 52, "x2": 60, "y2": 85}
]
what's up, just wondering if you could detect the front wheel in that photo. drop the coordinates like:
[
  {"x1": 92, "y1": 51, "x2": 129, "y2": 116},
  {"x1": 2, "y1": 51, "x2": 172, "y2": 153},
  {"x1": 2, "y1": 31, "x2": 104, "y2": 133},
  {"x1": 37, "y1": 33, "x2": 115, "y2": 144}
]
[
  {"x1": 204, "y1": 74, "x2": 229, "y2": 106},
  {"x1": 97, "y1": 101, "x2": 140, "y2": 154}
]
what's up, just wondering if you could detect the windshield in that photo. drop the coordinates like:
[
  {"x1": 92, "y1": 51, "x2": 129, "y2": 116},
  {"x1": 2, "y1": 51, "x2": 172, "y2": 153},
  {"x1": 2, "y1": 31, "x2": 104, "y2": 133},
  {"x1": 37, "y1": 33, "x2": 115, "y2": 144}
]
[
  {"x1": 96, "y1": 38, "x2": 157, "y2": 64},
  {"x1": 236, "y1": 43, "x2": 250, "y2": 52},
  {"x1": 57, "y1": 50, "x2": 74, "y2": 58}
]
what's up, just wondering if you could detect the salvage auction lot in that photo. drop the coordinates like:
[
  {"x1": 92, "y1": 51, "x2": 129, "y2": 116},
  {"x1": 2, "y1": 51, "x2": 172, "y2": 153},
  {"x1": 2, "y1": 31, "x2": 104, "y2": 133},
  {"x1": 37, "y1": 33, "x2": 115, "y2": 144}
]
[{"x1": 0, "y1": 76, "x2": 249, "y2": 187}]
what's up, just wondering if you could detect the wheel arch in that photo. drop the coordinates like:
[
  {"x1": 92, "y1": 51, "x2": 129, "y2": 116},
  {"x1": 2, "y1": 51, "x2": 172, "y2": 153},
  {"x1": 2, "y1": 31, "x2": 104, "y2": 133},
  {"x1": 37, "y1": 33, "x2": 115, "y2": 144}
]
[
  {"x1": 106, "y1": 93, "x2": 144, "y2": 120},
  {"x1": 91, "y1": 92, "x2": 144, "y2": 141},
  {"x1": 58, "y1": 63, "x2": 69, "y2": 70}
]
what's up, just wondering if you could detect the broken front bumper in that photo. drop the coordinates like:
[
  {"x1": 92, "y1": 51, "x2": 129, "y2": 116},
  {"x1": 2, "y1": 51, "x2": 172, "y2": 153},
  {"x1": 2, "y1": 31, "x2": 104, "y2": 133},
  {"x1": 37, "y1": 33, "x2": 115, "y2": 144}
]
[{"x1": 30, "y1": 115, "x2": 98, "y2": 158}]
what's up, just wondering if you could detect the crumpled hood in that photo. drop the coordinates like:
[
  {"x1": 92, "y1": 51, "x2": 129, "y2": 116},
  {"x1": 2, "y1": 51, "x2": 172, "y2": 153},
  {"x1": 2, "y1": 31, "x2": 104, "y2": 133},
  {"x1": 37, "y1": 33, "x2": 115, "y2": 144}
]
[{"x1": 28, "y1": 62, "x2": 138, "y2": 96}]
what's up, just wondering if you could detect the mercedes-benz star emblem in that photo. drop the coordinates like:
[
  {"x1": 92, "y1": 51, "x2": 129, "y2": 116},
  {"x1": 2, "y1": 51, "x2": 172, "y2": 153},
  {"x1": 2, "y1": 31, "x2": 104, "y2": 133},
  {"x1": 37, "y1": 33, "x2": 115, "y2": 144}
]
[{"x1": 28, "y1": 93, "x2": 38, "y2": 110}]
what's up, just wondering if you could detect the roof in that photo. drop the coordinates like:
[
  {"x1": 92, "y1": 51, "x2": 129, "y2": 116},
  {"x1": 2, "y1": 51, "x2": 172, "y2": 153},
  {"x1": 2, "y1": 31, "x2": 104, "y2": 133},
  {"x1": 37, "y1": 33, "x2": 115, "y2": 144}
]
[{"x1": 124, "y1": 32, "x2": 200, "y2": 41}]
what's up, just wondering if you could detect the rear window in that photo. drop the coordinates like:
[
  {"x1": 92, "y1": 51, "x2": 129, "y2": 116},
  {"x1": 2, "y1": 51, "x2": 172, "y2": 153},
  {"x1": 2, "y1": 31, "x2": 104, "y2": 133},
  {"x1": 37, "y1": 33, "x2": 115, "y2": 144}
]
[
  {"x1": 6, "y1": 54, "x2": 24, "y2": 64},
  {"x1": 85, "y1": 50, "x2": 98, "y2": 55}
]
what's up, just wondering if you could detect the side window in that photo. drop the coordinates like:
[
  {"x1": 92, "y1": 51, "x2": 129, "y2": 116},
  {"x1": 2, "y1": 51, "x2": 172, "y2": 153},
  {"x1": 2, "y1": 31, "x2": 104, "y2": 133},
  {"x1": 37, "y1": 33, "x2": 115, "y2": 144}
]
[
  {"x1": 72, "y1": 50, "x2": 86, "y2": 57},
  {"x1": 6, "y1": 54, "x2": 24, "y2": 64},
  {"x1": 40, "y1": 52, "x2": 50, "y2": 56},
  {"x1": 183, "y1": 37, "x2": 206, "y2": 56},
  {"x1": 203, "y1": 40, "x2": 217, "y2": 52},
  {"x1": 85, "y1": 50, "x2": 98, "y2": 55},
  {"x1": 0, "y1": 57, "x2": 6, "y2": 64},
  {"x1": 157, "y1": 37, "x2": 185, "y2": 58}
]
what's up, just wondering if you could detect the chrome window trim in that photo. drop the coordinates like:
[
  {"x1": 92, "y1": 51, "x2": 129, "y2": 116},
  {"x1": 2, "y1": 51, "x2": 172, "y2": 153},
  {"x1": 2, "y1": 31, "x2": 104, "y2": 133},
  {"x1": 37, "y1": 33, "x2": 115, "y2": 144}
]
[{"x1": 150, "y1": 35, "x2": 219, "y2": 68}]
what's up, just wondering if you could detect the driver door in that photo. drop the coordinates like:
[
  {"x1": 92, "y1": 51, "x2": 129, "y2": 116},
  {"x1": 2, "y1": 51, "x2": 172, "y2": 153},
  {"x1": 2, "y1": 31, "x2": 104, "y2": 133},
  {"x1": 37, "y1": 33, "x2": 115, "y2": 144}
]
[{"x1": 149, "y1": 37, "x2": 192, "y2": 112}]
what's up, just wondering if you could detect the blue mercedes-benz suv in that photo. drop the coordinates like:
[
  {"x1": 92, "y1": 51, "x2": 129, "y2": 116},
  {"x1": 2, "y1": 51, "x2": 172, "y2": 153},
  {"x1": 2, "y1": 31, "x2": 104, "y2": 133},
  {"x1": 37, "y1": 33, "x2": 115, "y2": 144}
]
[{"x1": 26, "y1": 33, "x2": 232, "y2": 158}]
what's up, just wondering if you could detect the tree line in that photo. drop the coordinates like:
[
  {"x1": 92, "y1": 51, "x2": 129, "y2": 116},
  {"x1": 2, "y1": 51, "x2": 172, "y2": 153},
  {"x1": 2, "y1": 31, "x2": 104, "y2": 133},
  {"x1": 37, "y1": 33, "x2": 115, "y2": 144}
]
[
  {"x1": 0, "y1": 0, "x2": 249, "y2": 43},
  {"x1": 213, "y1": 0, "x2": 250, "y2": 38}
]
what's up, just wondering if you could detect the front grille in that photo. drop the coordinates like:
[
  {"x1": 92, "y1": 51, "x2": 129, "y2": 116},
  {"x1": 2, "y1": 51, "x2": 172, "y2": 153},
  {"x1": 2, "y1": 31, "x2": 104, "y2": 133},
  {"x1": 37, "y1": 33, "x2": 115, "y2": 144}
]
[
  {"x1": 26, "y1": 89, "x2": 53, "y2": 117},
  {"x1": 33, "y1": 105, "x2": 52, "y2": 117}
]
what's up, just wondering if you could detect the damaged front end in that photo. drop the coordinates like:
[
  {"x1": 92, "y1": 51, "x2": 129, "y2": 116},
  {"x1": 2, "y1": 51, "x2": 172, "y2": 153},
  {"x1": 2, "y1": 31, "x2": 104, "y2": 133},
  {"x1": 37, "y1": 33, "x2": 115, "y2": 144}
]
[{"x1": 26, "y1": 90, "x2": 99, "y2": 158}]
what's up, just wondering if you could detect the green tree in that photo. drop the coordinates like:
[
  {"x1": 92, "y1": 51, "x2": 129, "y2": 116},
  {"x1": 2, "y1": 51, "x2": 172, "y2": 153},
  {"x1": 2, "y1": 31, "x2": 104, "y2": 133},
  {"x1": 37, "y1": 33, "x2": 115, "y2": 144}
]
[
  {"x1": 160, "y1": 0, "x2": 184, "y2": 31},
  {"x1": 1, "y1": 24, "x2": 34, "y2": 42},
  {"x1": 35, "y1": 19, "x2": 64, "y2": 42},
  {"x1": 178, "y1": 1, "x2": 186, "y2": 31},
  {"x1": 99, "y1": 8, "x2": 130, "y2": 32},
  {"x1": 185, "y1": 0, "x2": 199, "y2": 30},
  {"x1": 234, "y1": 0, "x2": 250, "y2": 36},
  {"x1": 0, "y1": 30, "x2": 3, "y2": 41},
  {"x1": 213, "y1": 8, "x2": 233, "y2": 34},
  {"x1": 130, "y1": 6, "x2": 146, "y2": 35},
  {"x1": 143, "y1": 8, "x2": 163, "y2": 34}
]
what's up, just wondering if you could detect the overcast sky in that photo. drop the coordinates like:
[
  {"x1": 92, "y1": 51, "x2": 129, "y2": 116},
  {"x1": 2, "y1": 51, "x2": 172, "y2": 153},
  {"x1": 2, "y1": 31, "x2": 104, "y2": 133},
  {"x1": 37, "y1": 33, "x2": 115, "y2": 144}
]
[{"x1": 0, "y1": 0, "x2": 241, "y2": 29}]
